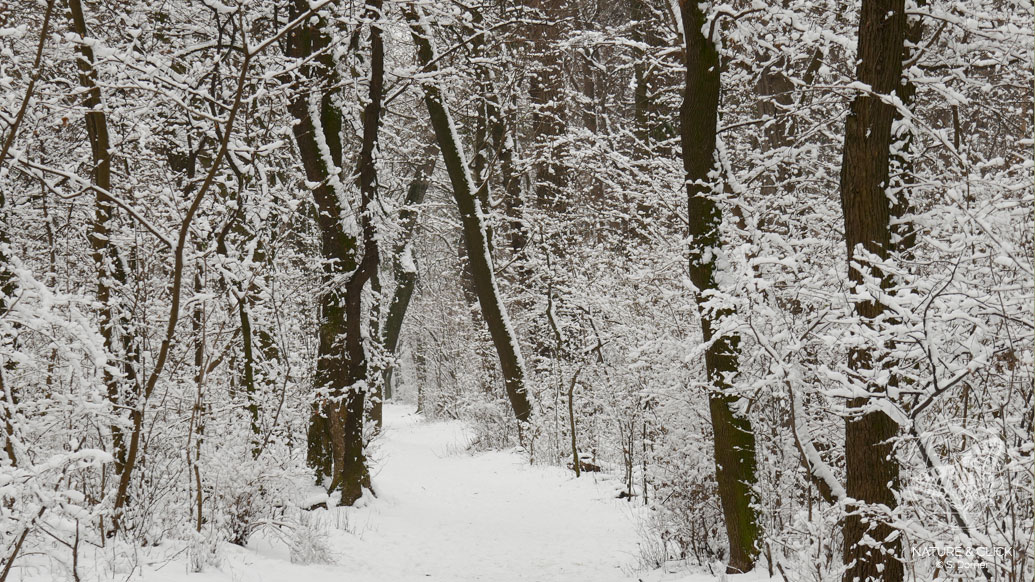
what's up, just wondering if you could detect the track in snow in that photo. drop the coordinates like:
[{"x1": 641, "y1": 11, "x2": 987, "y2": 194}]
[{"x1": 154, "y1": 403, "x2": 645, "y2": 582}]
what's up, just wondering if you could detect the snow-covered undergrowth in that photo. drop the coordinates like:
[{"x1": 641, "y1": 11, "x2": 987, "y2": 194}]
[{"x1": 5, "y1": 403, "x2": 783, "y2": 582}]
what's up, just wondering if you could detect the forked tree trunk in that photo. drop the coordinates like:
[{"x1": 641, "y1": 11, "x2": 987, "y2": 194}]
[
  {"x1": 838, "y1": 1, "x2": 907, "y2": 581},
  {"x1": 405, "y1": 4, "x2": 533, "y2": 423},
  {"x1": 678, "y1": 0, "x2": 759, "y2": 573},
  {"x1": 382, "y1": 152, "x2": 437, "y2": 399},
  {"x1": 286, "y1": 0, "x2": 382, "y2": 505}
]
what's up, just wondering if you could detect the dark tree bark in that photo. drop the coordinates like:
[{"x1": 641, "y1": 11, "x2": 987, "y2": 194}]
[
  {"x1": 627, "y1": 0, "x2": 667, "y2": 235},
  {"x1": 578, "y1": 45, "x2": 606, "y2": 209},
  {"x1": 755, "y1": 55, "x2": 796, "y2": 200},
  {"x1": 356, "y1": 0, "x2": 386, "y2": 432},
  {"x1": 838, "y1": 2, "x2": 907, "y2": 581},
  {"x1": 189, "y1": 269, "x2": 206, "y2": 532},
  {"x1": 69, "y1": 0, "x2": 139, "y2": 473},
  {"x1": 286, "y1": 0, "x2": 383, "y2": 505},
  {"x1": 489, "y1": 89, "x2": 526, "y2": 274},
  {"x1": 455, "y1": 27, "x2": 499, "y2": 385},
  {"x1": 567, "y1": 369, "x2": 581, "y2": 478},
  {"x1": 630, "y1": 0, "x2": 654, "y2": 151},
  {"x1": 406, "y1": 4, "x2": 533, "y2": 423},
  {"x1": 369, "y1": 272, "x2": 384, "y2": 428},
  {"x1": 382, "y1": 152, "x2": 437, "y2": 399},
  {"x1": 238, "y1": 290, "x2": 262, "y2": 447},
  {"x1": 678, "y1": 0, "x2": 759, "y2": 573}
]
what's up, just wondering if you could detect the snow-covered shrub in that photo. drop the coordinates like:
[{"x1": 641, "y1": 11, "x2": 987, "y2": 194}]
[
  {"x1": 0, "y1": 265, "x2": 116, "y2": 575},
  {"x1": 648, "y1": 428, "x2": 727, "y2": 568},
  {"x1": 464, "y1": 398, "x2": 517, "y2": 451},
  {"x1": 201, "y1": 434, "x2": 305, "y2": 546},
  {"x1": 289, "y1": 512, "x2": 335, "y2": 565},
  {"x1": 187, "y1": 527, "x2": 223, "y2": 573}
]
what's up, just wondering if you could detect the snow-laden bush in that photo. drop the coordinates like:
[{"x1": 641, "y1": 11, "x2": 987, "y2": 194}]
[
  {"x1": 187, "y1": 527, "x2": 223, "y2": 573},
  {"x1": 463, "y1": 397, "x2": 518, "y2": 451},
  {"x1": 647, "y1": 418, "x2": 727, "y2": 568},
  {"x1": 289, "y1": 512, "x2": 335, "y2": 565},
  {"x1": 0, "y1": 265, "x2": 116, "y2": 577},
  {"x1": 200, "y1": 433, "x2": 306, "y2": 546}
]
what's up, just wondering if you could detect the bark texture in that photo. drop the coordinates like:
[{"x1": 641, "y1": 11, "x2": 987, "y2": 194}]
[
  {"x1": 678, "y1": 0, "x2": 759, "y2": 573},
  {"x1": 838, "y1": 1, "x2": 907, "y2": 581},
  {"x1": 382, "y1": 152, "x2": 437, "y2": 398},
  {"x1": 286, "y1": 0, "x2": 382, "y2": 505},
  {"x1": 406, "y1": 5, "x2": 533, "y2": 422},
  {"x1": 528, "y1": 0, "x2": 570, "y2": 213}
]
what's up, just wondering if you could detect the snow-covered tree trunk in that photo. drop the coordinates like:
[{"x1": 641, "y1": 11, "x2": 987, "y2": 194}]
[
  {"x1": 286, "y1": 0, "x2": 382, "y2": 504},
  {"x1": 405, "y1": 3, "x2": 533, "y2": 423},
  {"x1": 528, "y1": 0, "x2": 570, "y2": 214},
  {"x1": 69, "y1": 0, "x2": 139, "y2": 475},
  {"x1": 357, "y1": 0, "x2": 386, "y2": 431},
  {"x1": 678, "y1": 0, "x2": 759, "y2": 573},
  {"x1": 838, "y1": 1, "x2": 907, "y2": 581},
  {"x1": 383, "y1": 153, "x2": 437, "y2": 399}
]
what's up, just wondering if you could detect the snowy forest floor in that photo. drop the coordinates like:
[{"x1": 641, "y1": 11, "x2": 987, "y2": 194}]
[
  {"x1": 222, "y1": 403, "x2": 644, "y2": 582},
  {"x1": 20, "y1": 404, "x2": 772, "y2": 582}
]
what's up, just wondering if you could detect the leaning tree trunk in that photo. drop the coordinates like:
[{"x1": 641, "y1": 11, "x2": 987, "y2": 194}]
[
  {"x1": 405, "y1": 3, "x2": 533, "y2": 423},
  {"x1": 286, "y1": 0, "x2": 382, "y2": 505},
  {"x1": 678, "y1": 0, "x2": 759, "y2": 573},
  {"x1": 838, "y1": 1, "x2": 907, "y2": 581},
  {"x1": 382, "y1": 151, "x2": 437, "y2": 400}
]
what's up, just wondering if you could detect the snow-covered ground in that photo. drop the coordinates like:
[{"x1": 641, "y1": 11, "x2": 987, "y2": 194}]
[
  {"x1": 20, "y1": 404, "x2": 774, "y2": 582},
  {"x1": 146, "y1": 403, "x2": 648, "y2": 582}
]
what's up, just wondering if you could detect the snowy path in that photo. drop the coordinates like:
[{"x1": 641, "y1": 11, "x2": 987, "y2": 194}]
[{"x1": 151, "y1": 404, "x2": 645, "y2": 582}]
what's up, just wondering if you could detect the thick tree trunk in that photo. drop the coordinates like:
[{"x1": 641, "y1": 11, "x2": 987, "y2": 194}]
[
  {"x1": 489, "y1": 92, "x2": 527, "y2": 274},
  {"x1": 286, "y1": 0, "x2": 382, "y2": 505},
  {"x1": 628, "y1": 0, "x2": 663, "y2": 235},
  {"x1": 406, "y1": 5, "x2": 533, "y2": 423},
  {"x1": 678, "y1": 0, "x2": 759, "y2": 573},
  {"x1": 578, "y1": 46, "x2": 606, "y2": 209},
  {"x1": 838, "y1": 2, "x2": 907, "y2": 581},
  {"x1": 755, "y1": 55, "x2": 796, "y2": 200},
  {"x1": 630, "y1": 0, "x2": 652, "y2": 151}
]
